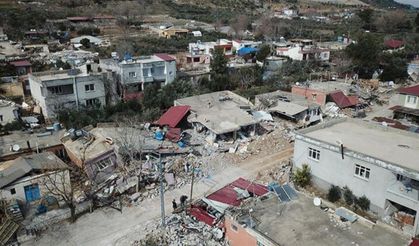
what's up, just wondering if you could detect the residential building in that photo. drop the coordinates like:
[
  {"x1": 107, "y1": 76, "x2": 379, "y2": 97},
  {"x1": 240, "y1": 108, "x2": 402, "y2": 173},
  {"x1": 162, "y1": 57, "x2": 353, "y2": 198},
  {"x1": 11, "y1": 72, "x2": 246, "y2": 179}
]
[
  {"x1": 391, "y1": 84, "x2": 419, "y2": 124},
  {"x1": 0, "y1": 100, "x2": 19, "y2": 125},
  {"x1": 232, "y1": 40, "x2": 262, "y2": 51},
  {"x1": 0, "y1": 129, "x2": 66, "y2": 162},
  {"x1": 0, "y1": 152, "x2": 70, "y2": 204},
  {"x1": 62, "y1": 128, "x2": 118, "y2": 184},
  {"x1": 188, "y1": 39, "x2": 233, "y2": 58},
  {"x1": 29, "y1": 64, "x2": 106, "y2": 118},
  {"x1": 255, "y1": 90, "x2": 322, "y2": 125},
  {"x1": 274, "y1": 39, "x2": 330, "y2": 61},
  {"x1": 100, "y1": 54, "x2": 176, "y2": 100},
  {"x1": 408, "y1": 60, "x2": 419, "y2": 82},
  {"x1": 174, "y1": 91, "x2": 257, "y2": 142},
  {"x1": 70, "y1": 35, "x2": 105, "y2": 47},
  {"x1": 384, "y1": 39, "x2": 404, "y2": 52},
  {"x1": 9, "y1": 60, "x2": 32, "y2": 96},
  {"x1": 293, "y1": 118, "x2": 419, "y2": 236}
]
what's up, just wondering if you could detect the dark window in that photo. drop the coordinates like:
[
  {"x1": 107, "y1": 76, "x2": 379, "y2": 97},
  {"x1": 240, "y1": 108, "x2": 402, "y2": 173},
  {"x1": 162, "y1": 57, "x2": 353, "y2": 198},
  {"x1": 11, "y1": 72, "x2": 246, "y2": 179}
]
[
  {"x1": 231, "y1": 224, "x2": 238, "y2": 232},
  {"x1": 86, "y1": 98, "x2": 99, "y2": 107},
  {"x1": 47, "y1": 85, "x2": 74, "y2": 95},
  {"x1": 0, "y1": 115, "x2": 3, "y2": 122},
  {"x1": 10, "y1": 188, "x2": 16, "y2": 195},
  {"x1": 85, "y1": 84, "x2": 95, "y2": 92}
]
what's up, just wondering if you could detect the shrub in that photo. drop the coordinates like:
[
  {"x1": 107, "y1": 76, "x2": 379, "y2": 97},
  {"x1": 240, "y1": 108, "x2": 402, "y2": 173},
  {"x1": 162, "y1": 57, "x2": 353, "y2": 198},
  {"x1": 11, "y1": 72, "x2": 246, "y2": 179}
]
[
  {"x1": 293, "y1": 164, "x2": 311, "y2": 188},
  {"x1": 343, "y1": 186, "x2": 354, "y2": 206},
  {"x1": 356, "y1": 195, "x2": 370, "y2": 211},
  {"x1": 327, "y1": 185, "x2": 341, "y2": 202}
]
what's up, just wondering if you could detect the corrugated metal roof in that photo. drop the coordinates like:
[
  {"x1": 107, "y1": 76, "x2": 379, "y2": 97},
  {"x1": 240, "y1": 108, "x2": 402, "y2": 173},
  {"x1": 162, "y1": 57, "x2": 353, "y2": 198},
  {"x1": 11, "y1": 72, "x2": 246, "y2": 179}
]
[
  {"x1": 155, "y1": 53, "x2": 176, "y2": 62},
  {"x1": 328, "y1": 90, "x2": 358, "y2": 109},
  {"x1": 0, "y1": 152, "x2": 68, "y2": 188},
  {"x1": 399, "y1": 84, "x2": 419, "y2": 96},
  {"x1": 156, "y1": 105, "x2": 190, "y2": 128}
]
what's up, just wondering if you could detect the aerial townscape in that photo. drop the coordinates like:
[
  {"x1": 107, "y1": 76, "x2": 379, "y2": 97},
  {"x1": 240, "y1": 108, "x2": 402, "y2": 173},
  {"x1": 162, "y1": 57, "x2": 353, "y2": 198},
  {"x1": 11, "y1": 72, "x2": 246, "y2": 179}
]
[{"x1": 1, "y1": 0, "x2": 419, "y2": 245}]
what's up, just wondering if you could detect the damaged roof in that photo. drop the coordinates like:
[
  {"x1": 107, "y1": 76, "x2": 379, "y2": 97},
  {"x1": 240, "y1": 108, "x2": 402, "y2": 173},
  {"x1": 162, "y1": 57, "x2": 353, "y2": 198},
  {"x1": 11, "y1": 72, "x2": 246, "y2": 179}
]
[
  {"x1": 328, "y1": 90, "x2": 358, "y2": 108},
  {"x1": 399, "y1": 84, "x2": 419, "y2": 96},
  {"x1": 0, "y1": 152, "x2": 68, "y2": 188},
  {"x1": 156, "y1": 105, "x2": 190, "y2": 128},
  {"x1": 175, "y1": 91, "x2": 257, "y2": 135}
]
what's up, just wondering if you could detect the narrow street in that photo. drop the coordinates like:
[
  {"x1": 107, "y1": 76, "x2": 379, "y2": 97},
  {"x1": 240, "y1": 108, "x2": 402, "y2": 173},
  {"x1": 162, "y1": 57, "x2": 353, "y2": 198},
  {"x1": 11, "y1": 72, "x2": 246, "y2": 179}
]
[{"x1": 31, "y1": 148, "x2": 294, "y2": 246}]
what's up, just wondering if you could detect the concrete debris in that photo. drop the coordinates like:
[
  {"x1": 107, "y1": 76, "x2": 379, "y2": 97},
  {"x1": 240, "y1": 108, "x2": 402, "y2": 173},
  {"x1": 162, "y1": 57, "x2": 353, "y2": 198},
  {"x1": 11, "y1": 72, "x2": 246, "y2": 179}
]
[
  {"x1": 327, "y1": 209, "x2": 352, "y2": 230},
  {"x1": 133, "y1": 214, "x2": 226, "y2": 246}
]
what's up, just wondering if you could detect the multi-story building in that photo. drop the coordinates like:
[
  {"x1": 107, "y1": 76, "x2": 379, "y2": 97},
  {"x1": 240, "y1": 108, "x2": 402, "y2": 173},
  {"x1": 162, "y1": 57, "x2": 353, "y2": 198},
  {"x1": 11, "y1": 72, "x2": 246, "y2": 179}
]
[
  {"x1": 293, "y1": 118, "x2": 419, "y2": 235},
  {"x1": 391, "y1": 84, "x2": 419, "y2": 125},
  {"x1": 274, "y1": 39, "x2": 330, "y2": 61},
  {"x1": 100, "y1": 53, "x2": 176, "y2": 100},
  {"x1": 187, "y1": 39, "x2": 233, "y2": 66},
  {"x1": 29, "y1": 64, "x2": 106, "y2": 118}
]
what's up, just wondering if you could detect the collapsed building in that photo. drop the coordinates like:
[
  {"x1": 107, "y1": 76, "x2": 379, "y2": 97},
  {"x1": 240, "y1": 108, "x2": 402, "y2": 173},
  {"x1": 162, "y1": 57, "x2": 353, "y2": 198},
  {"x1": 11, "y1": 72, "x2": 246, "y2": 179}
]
[{"x1": 174, "y1": 91, "x2": 258, "y2": 143}]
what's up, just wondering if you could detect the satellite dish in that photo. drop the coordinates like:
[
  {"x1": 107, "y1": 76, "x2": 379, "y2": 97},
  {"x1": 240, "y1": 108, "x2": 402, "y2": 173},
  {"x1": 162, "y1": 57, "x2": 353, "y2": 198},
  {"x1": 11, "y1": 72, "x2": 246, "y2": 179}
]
[
  {"x1": 313, "y1": 197, "x2": 322, "y2": 207},
  {"x1": 12, "y1": 144, "x2": 21, "y2": 152}
]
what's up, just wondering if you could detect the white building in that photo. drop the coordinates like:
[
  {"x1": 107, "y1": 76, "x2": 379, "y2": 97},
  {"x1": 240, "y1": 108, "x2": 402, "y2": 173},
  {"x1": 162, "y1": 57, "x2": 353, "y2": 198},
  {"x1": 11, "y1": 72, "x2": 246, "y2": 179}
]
[
  {"x1": 0, "y1": 152, "x2": 70, "y2": 204},
  {"x1": 0, "y1": 100, "x2": 19, "y2": 125},
  {"x1": 274, "y1": 39, "x2": 330, "y2": 61},
  {"x1": 70, "y1": 35, "x2": 105, "y2": 47},
  {"x1": 29, "y1": 64, "x2": 106, "y2": 118},
  {"x1": 294, "y1": 118, "x2": 419, "y2": 236},
  {"x1": 100, "y1": 53, "x2": 176, "y2": 100},
  {"x1": 232, "y1": 40, "x2": 262, "y2": 51}
]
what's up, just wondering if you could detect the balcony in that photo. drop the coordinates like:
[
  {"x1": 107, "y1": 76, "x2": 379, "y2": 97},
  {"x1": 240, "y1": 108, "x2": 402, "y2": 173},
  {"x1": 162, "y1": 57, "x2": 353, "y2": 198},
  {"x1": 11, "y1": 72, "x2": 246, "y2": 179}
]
[{"x1": 387, "y1": 180, "x2": 419, "y2": 204}]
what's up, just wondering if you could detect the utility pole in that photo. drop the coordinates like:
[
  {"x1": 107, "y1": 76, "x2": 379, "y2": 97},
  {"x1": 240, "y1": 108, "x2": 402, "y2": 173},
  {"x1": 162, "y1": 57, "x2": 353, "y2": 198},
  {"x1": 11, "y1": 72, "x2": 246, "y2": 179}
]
[
  {"x1": 158, "y1": 152, "x2": 165, "y2": 227},
  {"x1": 189, "y1": 166, "x2": 195, "y2": 212}
]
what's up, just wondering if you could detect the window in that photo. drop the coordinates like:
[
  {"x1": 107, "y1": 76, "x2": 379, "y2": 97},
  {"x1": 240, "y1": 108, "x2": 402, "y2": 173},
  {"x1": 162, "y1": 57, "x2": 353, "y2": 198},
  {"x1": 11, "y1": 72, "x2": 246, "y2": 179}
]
[
  {"x1": 355, "y1": 164, "x2": 370, "y2": 180},
  {"x1": 24, "y1": 184, "x2": 40, "y2": 202},
  {"x1": 129, "y1": 72, "x2": 136, "y2": 78},
  {"x1": 0, "y1": 115, "x2": 3, "y2": 122},
  {"x1": 407, "y1": 96, "x2": 417, "y2": 104},
  {"x1": 47, "y1": 85, "x2": 74, "y2": 95},
  {"x1": 10, "y1": 188, "x2": 16, "y2": 195},
  {"x1": 86, "y1": 98, "x2": 99, "y2": 107},
  {"x1": 96, "y1": 158, "x2": 112, "y2": 171},
  {"x1": 85, "y1": 84, "x2": 95, "y2": 92},
  {"x1": 308, "y1": 147, "x2": 320, "y2": 161},
  {"x1": 397, "y1": 174, "x2": 404, "y2": 181}
]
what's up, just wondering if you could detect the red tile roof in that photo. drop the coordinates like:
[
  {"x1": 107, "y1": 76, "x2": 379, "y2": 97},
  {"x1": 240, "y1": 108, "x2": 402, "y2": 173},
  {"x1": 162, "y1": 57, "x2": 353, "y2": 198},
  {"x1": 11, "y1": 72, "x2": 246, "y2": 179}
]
[
  {"x1": 384, "y1": 39, "x2": 404, "y2": 49},
  {"x1": 328, "y1": 90, "x2": 358, "y2": 109},
  {"x1": 155, "y1": 53, "x2": 176, "y2": 62},
  {"x1": 156, "y1": 105, "x2": 190, "y2": 128},
  {"x1": 399, "y1": 84, "x2": 419, "y2": 96},
  {"x1": 9, "y1": 60, "x2": 31, "y2": 67}
]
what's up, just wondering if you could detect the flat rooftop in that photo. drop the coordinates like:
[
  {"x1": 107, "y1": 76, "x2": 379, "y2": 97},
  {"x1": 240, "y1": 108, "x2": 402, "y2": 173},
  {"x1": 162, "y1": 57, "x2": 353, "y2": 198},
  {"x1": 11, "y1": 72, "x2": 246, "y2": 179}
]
[
  {"x1": 303, "y1": 81, "x2": 352, "y2": 94},
  {"x1": 300, "y1": 119, "x2": 419, "y2": 172},
  {"x1": 233, "y1": 194, "x2": 407, "y2": 246},
  {"x1": 0, "y1": 130, "x2": 64, "y2": 158},
  {"x1": 175, "y1": 91, "x2": 257, "y2": 135}
]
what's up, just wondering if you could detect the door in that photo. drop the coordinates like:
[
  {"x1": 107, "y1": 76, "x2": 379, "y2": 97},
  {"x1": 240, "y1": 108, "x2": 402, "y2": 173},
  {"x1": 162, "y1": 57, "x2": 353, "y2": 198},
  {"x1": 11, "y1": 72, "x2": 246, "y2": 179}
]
[{"x1": 24, "y1": 184, "x2": 41, "y2": 202}]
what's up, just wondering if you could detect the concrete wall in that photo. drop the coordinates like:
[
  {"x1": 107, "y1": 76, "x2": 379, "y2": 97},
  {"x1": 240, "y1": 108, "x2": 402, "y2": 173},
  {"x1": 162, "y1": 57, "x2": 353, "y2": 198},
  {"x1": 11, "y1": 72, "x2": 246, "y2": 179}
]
[
  {"x1": 291, "y1": 86, "x2": 327, "y2": 106},
  {"x1": 293, "y1": 136, "x2": 399, "y2": 215},
  {"x1": 399, "y1": 94, "x2": 419, "y2": 109},
  {"x1": 224, "y1": 216, "x2": 258, "y2": 246},
  {"x1": 0, "y1": 170, "x2": 71, "y2": 204},
  {"x1": 0, "y1": 104, "x2": 17, "y2": 125}
]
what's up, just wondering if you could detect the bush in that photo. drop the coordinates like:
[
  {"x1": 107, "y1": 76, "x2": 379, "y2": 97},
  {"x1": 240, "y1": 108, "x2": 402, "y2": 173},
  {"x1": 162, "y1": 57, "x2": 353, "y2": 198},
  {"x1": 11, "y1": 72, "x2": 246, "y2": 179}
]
[
  {"x1": 293, "y1": 164, "x2": 311, "y2": 187},
  {"x1": 343, "y1": 186, "x2": 354, "y2": 206},
  {"x1": 327, "y1": 185, "x2": 341, "y2": 202},
  {"x1": 356, "y1": 195, "x2": 370, "y2": 211}
]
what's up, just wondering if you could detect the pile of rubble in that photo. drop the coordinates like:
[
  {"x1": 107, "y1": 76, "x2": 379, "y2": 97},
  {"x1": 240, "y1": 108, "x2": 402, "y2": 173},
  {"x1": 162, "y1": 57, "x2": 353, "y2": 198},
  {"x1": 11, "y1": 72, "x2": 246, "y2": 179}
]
[
  {"x1": 133, "y1": 214, "x2": 226, "y2": 246},
  {"x1": 327, "y1": 208, "x2": 352, "y2": 231},
  {"x1": 255, "y1": 160, "x2": 292, "y2": 184}
]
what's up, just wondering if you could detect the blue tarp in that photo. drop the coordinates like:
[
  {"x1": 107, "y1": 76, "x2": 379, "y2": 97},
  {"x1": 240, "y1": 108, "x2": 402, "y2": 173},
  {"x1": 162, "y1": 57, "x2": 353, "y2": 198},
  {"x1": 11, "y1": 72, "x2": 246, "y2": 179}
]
[{"x1": 238, "y1": 47, "x2": 259, "y2": 56}]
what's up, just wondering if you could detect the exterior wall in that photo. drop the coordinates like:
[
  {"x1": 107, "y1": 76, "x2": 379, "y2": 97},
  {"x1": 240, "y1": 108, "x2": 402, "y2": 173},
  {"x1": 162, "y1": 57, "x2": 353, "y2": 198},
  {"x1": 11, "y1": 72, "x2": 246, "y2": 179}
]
[
  {"x1": 293, "y1": 136, "x2": 397, "y2": 215},
  {"x1": 224, "y1": 216, "x2": 258, "y2": 246},
  {"x1": 0, "y1": 144, "x2": 66, "y2": 162},
  {"x1": 0, "y1": 170, "x2": 71, "y2": 204},
  {"x1": 29, "y1": 73, "x2": 106, "y2": 118},
  {"x1": 164, "y1": 60, "x2": 176, "y2": 85},
  {"x1": 399, "y1": 94, "x2": 419, "y2": 109},
  {"x1": 291, "y1": 86, "x2": 327, "y2": 106},
  {"x1": 0, "y1": 104, "x2": 17, "y2": 125}
]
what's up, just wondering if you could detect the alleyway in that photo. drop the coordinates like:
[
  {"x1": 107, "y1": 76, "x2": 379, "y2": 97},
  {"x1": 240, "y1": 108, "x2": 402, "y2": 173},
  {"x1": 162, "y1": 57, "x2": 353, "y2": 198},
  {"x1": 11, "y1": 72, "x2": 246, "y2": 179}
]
[{"x1": 31, "y1": 148, "x2": 294, "y2": 246}]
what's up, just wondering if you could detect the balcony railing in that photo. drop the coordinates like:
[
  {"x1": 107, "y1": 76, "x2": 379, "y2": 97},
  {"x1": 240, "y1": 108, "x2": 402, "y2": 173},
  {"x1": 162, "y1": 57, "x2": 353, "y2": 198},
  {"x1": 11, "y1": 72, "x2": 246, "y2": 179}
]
[{"x1": 387, "y1": 181, "x2": 419, "y2": 202}]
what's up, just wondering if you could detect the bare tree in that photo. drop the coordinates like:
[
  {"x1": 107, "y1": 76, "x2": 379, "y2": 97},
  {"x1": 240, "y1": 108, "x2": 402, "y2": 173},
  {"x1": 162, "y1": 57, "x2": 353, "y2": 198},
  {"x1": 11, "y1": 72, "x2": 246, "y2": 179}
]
[
  {"x1": 230, "y1": 15, "x2": 249, "y2": 39},
  {"x1": 375, "y1": 10, "x2": 410, "y2": 33}
]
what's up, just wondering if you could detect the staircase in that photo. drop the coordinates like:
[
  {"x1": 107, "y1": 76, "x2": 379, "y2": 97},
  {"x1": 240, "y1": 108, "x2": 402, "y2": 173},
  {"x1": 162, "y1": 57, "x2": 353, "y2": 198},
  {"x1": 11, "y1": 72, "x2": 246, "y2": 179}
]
[{"x1": 0, "y1": 218, "x2": 19, "y2": 245}]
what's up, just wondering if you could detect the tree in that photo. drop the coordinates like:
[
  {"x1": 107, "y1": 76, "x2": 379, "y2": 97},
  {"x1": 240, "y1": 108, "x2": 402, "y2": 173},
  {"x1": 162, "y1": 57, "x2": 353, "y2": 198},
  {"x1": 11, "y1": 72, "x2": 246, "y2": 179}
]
[
  {"x1": 379, "y1": 53, "x2": 408, "y2": 82},
  {"x1": 415, "y1": 13, "x2": 419, "y2": 32},
  {"x1": 345, "y1": 34, "x2": 381, "y2": 78},
  {"x1": 293, "y1": 164, "x2": 311, "y2": 188},
  {"x1": 327, "y1": 185, "x2": 341, "y2": 202},
  {"x1": 357, "y1": 9, "x2": 374, "y2": 30},
  {"x1": 230, "y1": 66, "x2": 262, "y2": 89},
  {"x1": 210, "y1": 47, "x2": 228, "y2": 75},
  {"x1": 375, "y1": 11, "x2": 410, "y2": 33},
  {"x1": 355, "y1": 195, "x2": 370, "y2": 211},
  {"x1": 41, "y1": 169, "x2": 76, "y2": 222},
  {"x1": 230, "y1": 15, "x2": 249, "y2": 38},
  {"x1": 343, "y1": 186, "x2": 354, "y2": 206},
  {"x1": 256, "y1": 45, "x2": 271, "y2": 62},
  {"x1": 80, "y1": 38, "x2": 91, "y2": 49}
]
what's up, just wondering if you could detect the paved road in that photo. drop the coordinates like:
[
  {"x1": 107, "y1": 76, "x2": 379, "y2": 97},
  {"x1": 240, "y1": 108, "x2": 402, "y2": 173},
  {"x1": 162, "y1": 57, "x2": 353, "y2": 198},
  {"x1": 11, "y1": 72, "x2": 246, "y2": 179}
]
[{"x1": 31, "y1": 148, "x2": 294, "y2": 246}]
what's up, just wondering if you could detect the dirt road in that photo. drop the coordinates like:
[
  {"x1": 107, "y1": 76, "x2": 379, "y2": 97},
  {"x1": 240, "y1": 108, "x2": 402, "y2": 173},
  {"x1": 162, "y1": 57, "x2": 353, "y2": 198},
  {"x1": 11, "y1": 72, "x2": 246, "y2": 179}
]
[{"x1": 31, "y1": 148, "x2": 294, "y2": 246}]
